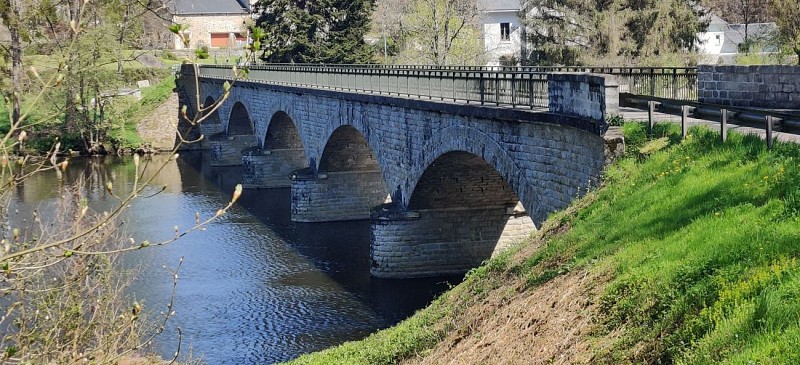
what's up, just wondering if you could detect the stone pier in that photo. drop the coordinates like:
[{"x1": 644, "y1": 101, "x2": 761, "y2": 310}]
[
  {"x1": 370, "y1": 205, "x2": 535, "y2": 278},
  {"x1": 208, "y1": 135, "x2": 258, "y2": 166},
  {"x1": 290, "y1": 168, "x2": 388, "y2": 222},
  {"x1": 241, "y1": 148, "x2": 307, "y2": 188}
]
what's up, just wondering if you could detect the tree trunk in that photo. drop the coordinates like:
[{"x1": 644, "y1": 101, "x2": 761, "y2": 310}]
[{"x1": 9, "y1": 0, "x2": 22, "y2": 127}]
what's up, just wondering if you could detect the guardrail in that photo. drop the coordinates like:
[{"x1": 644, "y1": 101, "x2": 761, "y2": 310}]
[
  {"x1": 193, "y1": 64, "x2": 696, "y2": 105},
  {"x1": 246, "y1": 63, "x2": 698, "y2": 101},
  {"x1": 194, "y1": 64, "x2": 552, "y2": 109}
]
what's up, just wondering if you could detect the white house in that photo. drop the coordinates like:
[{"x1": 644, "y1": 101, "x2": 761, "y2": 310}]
[
  {"x1": 167, "y1": 0, "x2": 256, "y2": 50},
  {"x1": 696, "y1": 13, "x2": 778, "y2": 64},
  {"x1": 478, "y1": 0, "x2": 523, "y2": 66}
]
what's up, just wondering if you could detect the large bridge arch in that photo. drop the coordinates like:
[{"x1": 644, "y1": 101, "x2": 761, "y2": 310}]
[
  {"x1": 227, "y1": 102, "x2": 255, "y2": 136},
  {"x1": 371, "y1": 127, "x2": 539, "y2": 278},
  {"x1": 292, "y1": 124, "x2": 391, "y2": 222},
  {"x1": 242, "y1": 111, "x2": 310, "y2": 188}
]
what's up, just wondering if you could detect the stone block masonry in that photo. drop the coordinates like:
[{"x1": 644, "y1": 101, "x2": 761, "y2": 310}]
[
  {"x1": 208, "y1": 135, "x2": 258, "y2": 166},
  {"x1": 549, "y1": 73, "x2": 619, "y2": 124},
  {"x1": 698, "y1": 65, "x2": 800, "y2": 108},
  {"x1": 291, "y1": 170, "x2": 389, "y2": 222},
  {"x1": 241, "y1": 149, "x2": 307, "y2": 188},
  {"x1": 178, "y1": 70, "x2": 612, "y2": 278},
  {"x1": 371, "y1": 207, "x2": 536, "y2": 278}
]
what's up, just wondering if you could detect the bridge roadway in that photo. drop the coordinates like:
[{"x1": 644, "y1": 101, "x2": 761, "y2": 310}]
[{"x1": 175, "y1": 65, "x2": 617, "y2": 278}]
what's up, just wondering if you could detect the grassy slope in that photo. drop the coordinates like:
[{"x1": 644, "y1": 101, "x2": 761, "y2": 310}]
[
  {"x1": 112, "y1": 75, "x2": 176, "y2": 148},
  {"x1": 287, "y1": 123, "x2": 800, "y2": 364}
]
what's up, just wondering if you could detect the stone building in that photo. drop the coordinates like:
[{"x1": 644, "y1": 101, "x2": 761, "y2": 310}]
[{"x1": 167, "y1": 0, "x2": 256, "y2": 50}]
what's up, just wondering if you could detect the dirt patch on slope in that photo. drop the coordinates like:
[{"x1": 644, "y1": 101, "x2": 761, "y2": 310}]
[
  {"x1": 137, "y1": 93, "x2": 178, "y2": 151},
  {"x1": 403, "y1": 268, "x2": 606, "y2": 365}
]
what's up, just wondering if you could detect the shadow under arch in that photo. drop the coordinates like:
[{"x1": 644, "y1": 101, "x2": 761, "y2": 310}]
[
  {"x1": 227, "y1": 102, "x2": 255, "y2": 136},
  {"x1": 370, "y1": 127, "x2": 537, "y2": 279},
  {"x1": 201, "y1": 96, "x2": 222, "y2": 125},
  {"x1": 291, "y1": 125, "x2": 390, "y2": 222},
  {"x1": 241, "y1": 111, "x2": 310, "y2": 189}
]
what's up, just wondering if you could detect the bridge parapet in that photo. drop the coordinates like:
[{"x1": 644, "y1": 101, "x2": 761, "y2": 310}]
[{"x1": 548, "y1": 73, "x2": 619, "y2": 125}]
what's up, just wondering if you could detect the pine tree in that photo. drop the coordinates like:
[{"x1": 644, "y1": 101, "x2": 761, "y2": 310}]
[
  {"x1": 253, "y1": 0, "x2": 375, "y2": 63},
  {"x1": 519, "y1": 0, "x2": 708, "y2": 65}
]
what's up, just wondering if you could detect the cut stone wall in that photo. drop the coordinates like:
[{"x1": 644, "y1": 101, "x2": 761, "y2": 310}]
[
  {"x1": 208, "y1": 135, "x2": 258, "y2": 166},
  {"x1": 698, "y1": 65, "x2": 800, "y2": 108},
  {"x1": 291, "y1": 170, "x2": 389, "y2": 222},
  {"x1": 241, "y1": 149, "x2": 307, "y2": 188},
  {"x1": 548, "y1": 73, "x2": 619, "y2": 124},
  {"x1": 371, "y1": 208, "x2": 535, "y2": 278}
]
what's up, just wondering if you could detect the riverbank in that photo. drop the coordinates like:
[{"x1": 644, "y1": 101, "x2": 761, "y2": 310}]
[{"x1": 287, "y1": 122, "x2": 800, "y2": 364}]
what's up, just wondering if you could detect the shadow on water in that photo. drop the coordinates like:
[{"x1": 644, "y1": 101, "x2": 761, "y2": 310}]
[
  {"x1": 173, "y1": 151, "x2": 459, "y2": 360},
  {"x1": 8, "y1": 153, "x2": 459, "y2": 364},
  {"x1": 179, "y1": 150, "x2": 460, "y2": 325}
]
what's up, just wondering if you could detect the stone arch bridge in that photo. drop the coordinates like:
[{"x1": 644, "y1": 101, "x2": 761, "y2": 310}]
[{"x1": 176, "y1": 65, "x2": 618, "y2": 278}]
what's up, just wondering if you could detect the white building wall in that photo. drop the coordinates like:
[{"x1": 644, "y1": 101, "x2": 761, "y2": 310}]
[{"x1": 482, "y1": 11, "x2": 523, "y2": 66}]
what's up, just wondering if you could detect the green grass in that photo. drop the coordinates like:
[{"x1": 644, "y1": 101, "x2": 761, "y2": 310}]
[
  {"x1": 108, "y1": 75, "x2": 176, "y2": 149},
  {"x1": 286, "y1": 122, "x2": 800, "y2": 364}
]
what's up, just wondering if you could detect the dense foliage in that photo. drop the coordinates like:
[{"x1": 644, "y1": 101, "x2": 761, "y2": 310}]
[
  {"x1": 252, "y1": 0, "x2": 375, "y2": 63},
  {"x1": 520, "y1": 0, "x2": 707, "y2": 65}
]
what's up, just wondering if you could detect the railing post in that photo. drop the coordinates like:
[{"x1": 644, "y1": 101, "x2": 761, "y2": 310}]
[
  {"x1": 480, "y1": 72, "x2": 485, "y2": 105},
  {"x1": 511, "y1": 73, "x2": 516, "y2": 108},
  {"x1": 650, "y1": 67, "x2": 656, "y2": 96},
  {"x1": 495, "y1": 73, "x2": 500, "y2": 106},
  {"x1": 766, "y1": 116, "x2": 774, "y2": 150},
  {"x1": 648, "y1": 101, "x2": 655, "y2": 132},
  {"x1": 672, "y1": 68, "x2": 677, "y2": 99},
  {"x1": 681, "y1": 105, "x2": 688, "y2": 139},
  {"x1": 721, "y1": 109, "x2": 728, "y2": 143},
  {"x1": 528, "y1": 75, "x2": 534, "y2": 109}
]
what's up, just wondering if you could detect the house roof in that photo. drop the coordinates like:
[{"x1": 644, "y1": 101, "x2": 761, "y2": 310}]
[
  {"x1": 167, "y1": 0, "x2": 250, "y2": 15},
  {"x1": 478, "y1": 0, "x2": 520, "y2": 12},
  {"x1": 723, "y1": 22, "x2": 778, "y2": 51}
]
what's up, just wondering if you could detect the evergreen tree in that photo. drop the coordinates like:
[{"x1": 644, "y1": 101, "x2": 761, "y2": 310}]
[
  {"x1": 253, "y1": 0, "x2": 375, "y2": 63},
  {"x1": 520, "y1": 0, "x2": 708, "y2": 65}
]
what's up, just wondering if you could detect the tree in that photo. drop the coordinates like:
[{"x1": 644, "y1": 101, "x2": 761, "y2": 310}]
[
  {"x1": 711, "y1": 0, "x2": 772, "y2": 52},
  {"x1": 252, "y1": 0, "x2": 375, "y2": 63},
  {"x1": 519, "y1": 0, "x2": 592, "y2": 65},
  {"x1": 519, "y1": 0, "x2": 707, "y2": 65},
  {"x1": 771, "y1": 0, "x2": 800, "y2": 63},
  {"x1": 397, "y1": 0, "x2": 483, "y2": 66},
  {"x1": 0, "y1": 0, "x2": 25, "y2": 129}
]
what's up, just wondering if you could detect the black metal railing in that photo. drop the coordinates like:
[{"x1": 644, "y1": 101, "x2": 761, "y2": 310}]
[
  {"x1": 197, "y1": 64, "x2": 552, "y2": 109},
  {"x1": 191, "y1": 64, "x2": 698, "y2": 109},
  {"x1": 246, "y1": 64, "x2": 698, "y2": 101}
]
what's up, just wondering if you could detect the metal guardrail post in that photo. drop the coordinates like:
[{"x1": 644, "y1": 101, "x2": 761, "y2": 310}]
[
  {"x1": 766, "y1": 116, "x2": 774, "y2": 150},
  {"x1": 721, "y1": 109, "x2": 728, "y2": 143},
  {"x1": 681, "y1": 105, "x2": 688, "y2": 139},
  {"x1": 648, "y1": 101, "x2": 655, "y2": 132}
]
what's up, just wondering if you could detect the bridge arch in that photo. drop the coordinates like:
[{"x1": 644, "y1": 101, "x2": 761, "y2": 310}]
[
  {"x1": 291, "y1": 125, "x2": 391, "y2": 222},
  {"x1": 263, "y1": 111, "x2": 306, "y2": 152},
  {"x1": 408, "y1": 125, "x2": 537, "y2": 221},
  {"x1": 201, "y1": 96, "x2": 222, "y2": 125},
  {"x1": 241, "y1": 111, "x2": 311, "y2": 188},
  {"x1": 227, "y1": 102, "x2": 255, "y2": 136}
]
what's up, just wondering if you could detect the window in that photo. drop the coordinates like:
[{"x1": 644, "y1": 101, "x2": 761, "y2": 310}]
[
  {"x1": 715, "y1": 34, "x2": 721, "y2": 46},
  {"x1": 500, "y1": 23, "x2": 511, "y2": 41}
]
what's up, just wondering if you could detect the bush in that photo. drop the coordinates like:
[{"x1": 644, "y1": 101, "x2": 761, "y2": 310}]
[{"x1": 195, "y1": 46, "x2": 210, "y2": 60}]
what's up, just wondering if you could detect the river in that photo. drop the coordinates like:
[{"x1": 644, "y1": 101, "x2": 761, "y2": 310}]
[{"x1": 11, "y1": 152, "x2": 457, "y2": 364}]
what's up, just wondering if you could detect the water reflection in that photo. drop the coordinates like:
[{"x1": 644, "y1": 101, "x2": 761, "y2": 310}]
[{"x1": 14, "y1": 153, "x2": 457, "y2": 364}]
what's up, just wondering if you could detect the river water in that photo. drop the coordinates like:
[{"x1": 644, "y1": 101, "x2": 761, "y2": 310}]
[{"x1": 12, "y1": 152, "x2": 456, "y2": 364}]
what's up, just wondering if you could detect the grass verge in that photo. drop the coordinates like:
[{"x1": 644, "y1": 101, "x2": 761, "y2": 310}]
[{"x1": 287, "y1": 122, "x2": 800, "y2": 364}]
